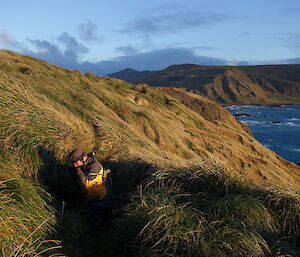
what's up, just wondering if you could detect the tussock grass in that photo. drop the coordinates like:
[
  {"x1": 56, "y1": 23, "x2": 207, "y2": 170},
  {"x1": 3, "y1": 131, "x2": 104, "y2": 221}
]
[
  {"x1": 0, "y1": 149, "x2": 59, "y2": 256},
  {"x1": 111, "y1": 166, "x2": 299, "y2": 256},
  {"x1": 0, "y1": 50, "x2": 299, "y2": 256}
]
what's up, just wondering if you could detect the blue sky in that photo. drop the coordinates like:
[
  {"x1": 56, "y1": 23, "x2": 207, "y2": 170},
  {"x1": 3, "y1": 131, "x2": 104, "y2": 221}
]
[{"x1": 0, "y1": 0, "x2": 299, "y2": 75}]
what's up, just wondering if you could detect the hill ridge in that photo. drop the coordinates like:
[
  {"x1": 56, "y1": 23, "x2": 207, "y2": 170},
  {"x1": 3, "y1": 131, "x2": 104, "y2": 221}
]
[{"x1": 108, "y1": 64, "x2": 300, "y2": 105}]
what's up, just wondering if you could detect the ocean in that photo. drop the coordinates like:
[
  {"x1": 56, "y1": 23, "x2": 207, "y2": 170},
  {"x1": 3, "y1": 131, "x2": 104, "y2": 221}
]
[{"x1": 226, "y1": 105, "x2": 300, "y2": 164}]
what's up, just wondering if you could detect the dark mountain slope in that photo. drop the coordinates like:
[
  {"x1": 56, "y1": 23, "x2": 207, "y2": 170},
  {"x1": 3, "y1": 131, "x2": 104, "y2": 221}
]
[
  {"x1": 109, "y1": 64, "x2": 300, "y2": 105},
  {"x1": 108, "y1": 68, "x2": 158, "y2": 84}
]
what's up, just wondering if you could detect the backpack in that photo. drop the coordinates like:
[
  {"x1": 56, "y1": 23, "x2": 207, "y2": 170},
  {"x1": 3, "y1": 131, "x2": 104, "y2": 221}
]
[{"x1": 87, "y1": 152, "x2": 112, "y2": 193}]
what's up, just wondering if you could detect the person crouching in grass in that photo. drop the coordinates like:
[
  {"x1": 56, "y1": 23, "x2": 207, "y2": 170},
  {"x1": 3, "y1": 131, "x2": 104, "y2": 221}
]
[{"x1": 68, "y1": 148, "x2": 111, "y2": 223}]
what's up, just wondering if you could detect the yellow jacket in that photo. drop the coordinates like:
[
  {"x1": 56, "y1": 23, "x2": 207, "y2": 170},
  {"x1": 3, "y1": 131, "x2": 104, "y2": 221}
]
[{"x1": 75, "y1": 155, "x2": 107, "y2": 202}]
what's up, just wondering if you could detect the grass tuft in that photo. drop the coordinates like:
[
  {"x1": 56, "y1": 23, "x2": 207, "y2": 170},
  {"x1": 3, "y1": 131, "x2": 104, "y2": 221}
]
[{"x1": 1, "y1": 50, "x2": 299, "y2": 256}]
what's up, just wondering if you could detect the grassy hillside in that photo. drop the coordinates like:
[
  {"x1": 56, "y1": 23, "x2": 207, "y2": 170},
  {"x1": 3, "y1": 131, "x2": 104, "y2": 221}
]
[
  {"x1": 0, "y1": 50, "x2": 299, "y2": 256},
  {"x1": 109, "y1": 64, "x2": 300, "y2": 105}
]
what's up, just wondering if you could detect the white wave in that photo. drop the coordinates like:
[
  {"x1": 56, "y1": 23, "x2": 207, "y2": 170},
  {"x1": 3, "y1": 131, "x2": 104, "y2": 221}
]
[
  {"x1": 242, "y1": 105, "x2": 261, "y2": 108},
  {"x1": 284, "y1": 122, "x2": 300, "y2": 127},
  {"x1": 287, "y1": 118, "x2": 300, "y2": 121},
  {"x1": 294, "y1": 148, "x2": 300, "y2": 152},
  {"x1": 262, "y1": 143, "x2": 271, "y2": 148},
  {"x1": 241, "y1": 120, "x2": 271, "y2": 126},
  {"x1": 227, "y1": 105, "x2": 261, "y2": 109}
]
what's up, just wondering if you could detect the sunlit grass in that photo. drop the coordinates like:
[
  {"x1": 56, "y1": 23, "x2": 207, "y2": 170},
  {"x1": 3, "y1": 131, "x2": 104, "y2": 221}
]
[{"x1": 0, "y1": 50, "x2": 299, "y2": 256}]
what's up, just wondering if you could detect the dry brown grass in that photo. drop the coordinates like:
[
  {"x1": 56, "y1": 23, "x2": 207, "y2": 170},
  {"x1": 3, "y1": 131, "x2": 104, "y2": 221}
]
[{"x1": 0, "y1": 50, "x2": 299, "y2": 256}]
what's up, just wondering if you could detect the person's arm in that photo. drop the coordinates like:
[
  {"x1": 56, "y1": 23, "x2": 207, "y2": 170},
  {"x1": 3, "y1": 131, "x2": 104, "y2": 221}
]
[
  {"x1": 75, "y1": 167, "x2": 86, "y2": 185},
  {"x1": 75, "y1": 162, "x2": 104, "y2": 188}
]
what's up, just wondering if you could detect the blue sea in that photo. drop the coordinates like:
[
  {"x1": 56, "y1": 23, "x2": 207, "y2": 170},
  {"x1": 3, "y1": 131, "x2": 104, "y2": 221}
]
[{"x1": 226, "y1": 105, "x2": 300, "y2": 164}]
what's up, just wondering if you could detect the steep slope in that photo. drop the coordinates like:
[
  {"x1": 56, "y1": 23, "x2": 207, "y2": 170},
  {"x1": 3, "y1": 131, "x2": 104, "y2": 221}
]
[
  {"x1": 161, "y1": 87, "x2": 253, "y2": 136},
  {"x1": 1, "y1": 50, "x2": 299, "y2": 256},
  {"x1": 109, "y1": 64, "x2": 300, "y2": 105}
]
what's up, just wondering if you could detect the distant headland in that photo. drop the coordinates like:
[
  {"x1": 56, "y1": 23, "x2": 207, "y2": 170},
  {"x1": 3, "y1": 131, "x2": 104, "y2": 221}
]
[{"x1": 108, "y1": 64, "x2": 300, "y2": 106}]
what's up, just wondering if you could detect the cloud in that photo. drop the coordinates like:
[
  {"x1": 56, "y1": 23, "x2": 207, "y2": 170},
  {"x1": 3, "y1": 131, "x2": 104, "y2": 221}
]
[
  {"x1": 78, "y1": 20, "x2": 100, "y2": 42},
  {"x1": 78, "y1": 47, "x2": 228, "y2": 75},
  {"x1": 236, "y1": 61, "x2": 249, "y2": 66},
  {"x1": 0, "y1": 31, "x2": 237, "y2": 76},
  {"x1": 227, "y1": 60, "x2": 249, "y2": 66},
  {"x1": 194, "y1": 46, "x2": 216, "y2": 51},
  {"x1": 23, "y1": 32, "x2": 88, "y2": 69},
  {"x1": 115, "y1": 44, "x2": 139, "y2": 55},
  {"x1": 278, "y1": 57, "x2": 300, "y2": 64},
  {"x1": 121, "y1": 10, "x2": 227, "y2": 37},
  {"x1": 20, "y1": 35, "x2": 227, "y2": 75},
  {"x1": 0, "y1": 29, "x2": 228, "y2": 76},
  {"x1": 58, "y1": 32, "x2": 88, "y2": 56},
  {"x1": 14, "y1": 34, "x2": 228, "y2": 75},
  {"x1": 0, "y1": 30, "x2": 24, "y2": 50}
]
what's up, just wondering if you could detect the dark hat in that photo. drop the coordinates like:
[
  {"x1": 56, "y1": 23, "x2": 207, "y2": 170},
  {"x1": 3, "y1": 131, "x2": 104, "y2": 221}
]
[{"x1": 68, "y1": 148, "x2": 85, "y2": 163}]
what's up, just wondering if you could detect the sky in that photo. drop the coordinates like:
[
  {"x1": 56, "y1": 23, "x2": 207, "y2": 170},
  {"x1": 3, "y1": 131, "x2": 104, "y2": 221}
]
[{"x1": 0, "y1": 0, "x2": 299, "y2": 75}]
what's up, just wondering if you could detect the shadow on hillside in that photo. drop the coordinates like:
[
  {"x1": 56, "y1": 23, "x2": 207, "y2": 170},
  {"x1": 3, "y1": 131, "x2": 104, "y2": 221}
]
[
  {"x1": 35, "y1": 149, "x2": 300, "y2": 256},
  {"x1": 37, "y1": 148, "x2": 157, "y2": 256},
  {"x1": 38, "y1": 147, "x2": 82, "y2": 206},
  {"x1": 104, "y1": 158, "x2": 157, "y2": 209}
]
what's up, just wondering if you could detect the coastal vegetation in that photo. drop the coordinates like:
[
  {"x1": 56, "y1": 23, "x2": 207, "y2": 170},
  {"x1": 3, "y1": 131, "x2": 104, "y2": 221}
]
[
  {"x1": 0, "y1": 50, "x2": 299, "y2": 256},
  {"x1": 109, "y1": 64, "x2": 300, "y2": 106}
]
